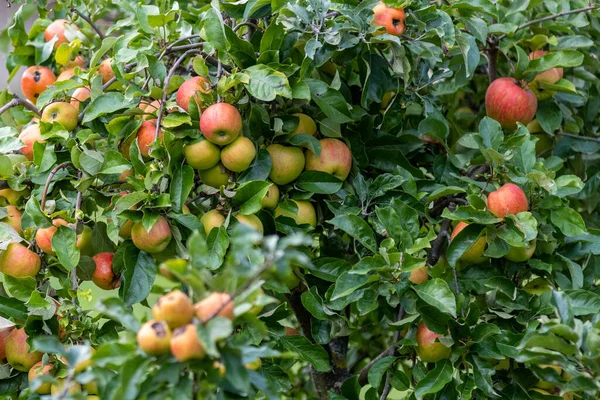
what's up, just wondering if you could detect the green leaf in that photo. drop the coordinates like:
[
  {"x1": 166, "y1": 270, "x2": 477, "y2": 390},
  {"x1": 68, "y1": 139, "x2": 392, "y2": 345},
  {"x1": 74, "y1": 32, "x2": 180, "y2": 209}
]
[
  {"x1": 90, "y1": 37, "x2": 118, "y2": 67},
  {"x1": 564, "y1": 290, "x2": 600, "y2": 316},
  {"x1": 414, "y1": 279, "x2": 457, "y2": 317},
  {"x1": 244, "y1": 64, "x2": 292, "y2": 102},
  {"x1": 99, "y1": 150, "x2": 131, "y2": 175},
  {"x1": 551, "y1": 207, "x2": 587, "y2": 236},
  {"x1": 205, "y1": 227, "x2": 230, "y2": 270},
  {"x1": 288, "y1": 133, "x2": 321, "y2": 155},
  {"x1": 280, "y1": 336, "x2": 330, "y2": 372},
  {"x1": 52, "y1": 225, "x2": 80, "y2": 272},
  {"x1": 120, "y1": 251, "x2": 156, "y2": 306},
  {"x1": 478, "y1": 117, "x2": 503, "y2": 150},
  {"x1": 96, "y1": 298, "x2": 140, "y2": 332},
  {"x1": 202, "y1": 7, "x2": 228, "y2": 54},
  {"x1": 414, "y1": 359, "x2": 453, "y2": 400},
  {"x1": 0, "y1": 294, "x2": 27, "y2": 321},
  {"x1": 328, "y1": 215, "x2": 377, "y2": 252},
  {"x1": 297, "y1": 171, "x2": 343, "y2": 195},
  {"x1": 446, "y1": 223, "x2": 486, "y2": 268},
  {"x1": 305, "y1": 79, "x2": 354, "y2": 124},
  {"x1": 368, "y1": 356, "x2": 397, "y2": 390},
  {"x1": 525, "y1": 50, "x2": 584, "y2": 74},
  {"x1": 24, "y1": 197, "x2": 51, "y2": 228},
  {"x1": 536, "y1": 101, "x2": 562, "y2": 134},
  {"x1": 301, "y1": 287, "x2": 333, "y2": 320},
  {"x1": 330, "y1": 271, "x2": 377, "y2": 301},
  {"x1": 232, "y1": 181, "x2": 271, "y2": 215},
  {"x1": 83, "y1": 93, "x2": 137, "y2": 123},
  {"x1": 170, "y1": 165, "x2": 194, "y2": 214}
]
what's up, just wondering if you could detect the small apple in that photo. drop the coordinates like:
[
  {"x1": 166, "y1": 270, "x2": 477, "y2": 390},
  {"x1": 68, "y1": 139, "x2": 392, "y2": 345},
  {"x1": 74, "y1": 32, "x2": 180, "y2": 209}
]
[
  {"x1": 21, "y1": 66, "x2": 56, "y2": 105},
  {"x1": 450, "y1": 222, "x2": 488, "y2": 265},
  {"x1": 266, "y1": 144, "x2": 305, "y2": 185},
  {"x1": 170, "y1": 324, "x2": 205, "y2": 362},
  {"x1": 409, "y1": 267, "x2": 428, "y2": 284},
  {"x1": 51, "y1": 380, "x2": 81, "y2": 395},
  {"x1": 289, "y1": 113, "x2": 317, "y2": 137},
  {"x1": 0, "y1": 188, "x2": 29, "y2": 206},
  {"x1": 184, "y1": 139, "x2": 221, "y2": 170},
  {"x1": 261, "y1": 183, "x2": 279, "y2": 209},
  {"x1": 176, "y1": 76, "x2": 211, "y2": 112},
  {"x1": 158, "y1": 258, "x2": 188, "y2": 280},
  {"x1": 485, "y1": 77, "x2": 538, "y2": 130},
  {"x1": 28, "y1": 361, "x2": 54, "y2": 394},
  {"x1": 131, "y1": 216, "x2": 172, "y2": 253},
  {"x1": 0, "y1": 325, "x2": 15, "y2": 362},
  {"x1": 5, "y1": 328, "x2": 43, "y2": 372},
  {"x1": 65, "y1": 55, "x2": 86, "y2": 69},
  {"x1": 523, "y1": 277, "x2": 552, "y2": 295},
  {"x1": 198, "y1": 163, "x2": 230, "y2": 188},
  {"x1": 41, "y1": 101, "x2": 79, "y2": 131},
  {"x1": 487, "y1": 183, "x2": 529, "y2": 218},
  {"x1": 200, "y1": 209, "x2": 225, "y2": 235},
  {"x1": 57, "y1": 68, "x2": 78, "y2": 82},
  {"x1": 274, "y1": 200, "x2": 317, "y2": 227},
  {"x1": 76, "y1": 225, "x2": 94, "y2": 256},
  {"x1": 139, "y1": 99, "x2": 161, "y2": 113},
  {"x1": 70, "y1": 87, "x2": 91, "y2": 109},
  {"x1": 152, "y1": 290, "x2": 195, "y2": 329},
  {"x1": 0, "y1": 242, "x2": 41, "y2": 278},
  {"x1": 92, "y1": 252, "x2": 120, "y2": 290},
  {"x1": 372, "y1": 2, "x2": 406, "y2": 36},
  {"x1": 221, "y1": 136, "x2": 256, "y2": 172},
  {"x1": 305, "y1": 138, "x2": 352, "y2": 181},
  {"x1": 505, "y1": 239, "x2": 536, "y2": 262},
  {"x1": 2, "y1": 205, "x2": 23, "y2": 234},
  {"x1": 416, "y1": 322, "x2": 451, "y2": 363},
  {"x1": 235, "y1": 214, "x2": 264, "y2": 234},
  {"x1": 98, "y1": 59, "x2": 115, "y2": 84},
  {"x1": 136, "y1": 119, "x2": 163, "y2": 158},
  {"x1": 195, "y1": 292, "x2": 234, "y2": 322},
  {"x1": 200, "y1": 103, "x2": 242, "y2": 146},
  {"x1": 118, "y1": 219, "x2": 134, "y2": 239},
  {"x1": 529, "y1": 50, "x2": 563, "y2": 84},
  {"x1": 137, "y1": 320, "x2": 171, "y2": 356},
  {"x1": 19, "y1": 124, "x2": 45, "y2": 160},
  {"x1": 35, "y1": 218, "x2": 68, "y2": 254},
  {"x1": 44, "y1": 19, "x2": 79, "y2": 49}
]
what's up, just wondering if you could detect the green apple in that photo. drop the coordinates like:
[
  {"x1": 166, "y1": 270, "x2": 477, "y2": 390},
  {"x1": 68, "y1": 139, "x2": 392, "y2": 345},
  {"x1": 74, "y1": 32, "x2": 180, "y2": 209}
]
[
  {"x1": 220, "y1": 136, "x2": 256, "y2": 172},
  {"x1": 198, "y1": 163, "x2": 230, "y2": 188},
  {"x1": 184, "y1": 139, "x2": 221, "y2": 170},
  {"x1": 266, "y1": 144, "x2": 305, "y2": 185},
  {"x1": 274, "y1": 200, "x2": 316, "y2": 227}
]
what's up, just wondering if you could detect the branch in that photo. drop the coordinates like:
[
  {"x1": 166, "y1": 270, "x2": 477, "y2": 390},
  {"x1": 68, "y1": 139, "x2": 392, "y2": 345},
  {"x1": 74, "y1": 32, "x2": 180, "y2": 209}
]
[
  {"x1": 70, "y1": 7, "x2": 105, "y2": 40},
  {"x1": 286, "y1": 285, "x2": 314, "y2": 343},
  {"x1": 380, "y1": 306, "x2": 405, "y2": 400},
  {"x1": 233, "y1": 21, "x2": 260, "y2": 32},
  {"x1": 159, "y1": 35, "x2": 201, "y2": 60},
  {"x1": 429, "y1": 196, "x2": 468, "y2": 218},
  {"x1": 426, "y1": 217, "x2": 453, "y2": 267},
  {"x1": 0, "y1": 94, "x2": 41, "y2": 116},
  {"x1": 485, "y1": 37, "x2": 498, "y2": 83},
  {"x1": 40, "y1": 162, "x2": 72, "y2": 211},
  {"x1": 72, "y1": 172, "x2": 83, "y2": 297},
  {"x1": 556, "y1": 131, "x2": 600, "y2": 143}
]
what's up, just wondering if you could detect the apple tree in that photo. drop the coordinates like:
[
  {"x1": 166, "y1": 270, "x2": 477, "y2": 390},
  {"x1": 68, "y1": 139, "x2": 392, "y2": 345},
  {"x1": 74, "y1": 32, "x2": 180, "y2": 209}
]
[{"x1": 1, "y1": 0, "x2": 600, "y2": 399}]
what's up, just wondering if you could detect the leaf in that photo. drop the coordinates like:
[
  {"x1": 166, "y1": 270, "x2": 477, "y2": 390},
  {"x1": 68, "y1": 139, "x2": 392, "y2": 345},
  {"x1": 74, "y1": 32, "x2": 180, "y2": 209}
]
[
  {"x1": 330, "y1": 271, "x2": 376, "y2": 301},
  {"x1": 24, "y1": 197, "x2": 51, "y2": 228},
  {"x1": 96, "y1": 298, "x2": 140, "y2": 332},
  {"x1": 244, "y1": 64, "x2": 292, "y2": 101},
  {"x1": 414, "y1": 359, "x2": 453, "y2": 400},
  {"x1": 478, "y1": 117, "x2": 503, "y2": 150},
  {"x1": 328, "y1": 215, "x2": 377, "y2": 252},
  {"x1": 456, "y1": 31, "x2": 479, "y2": 79},
  {"x1": 564, "y1": 290, "x2": 600, "y2": 316},
  {"x1": 536, "y1": 101, "x2": 562, "y2": 134},
  {"x1": 305, "y1": 79, "x2": 354, "y2": 124},
  {"x1": 99, "y1": 150, "x2": 131, "y2": 175},
  {"x1": 82, "y1": 93, "x2": 137, "y2": 123},
  {"x1": 280, "y1": 336, "x2": 330, "y2": 372},
  {"x1": 205, "y1": 227, "x2": 229, "y2": 270},
  {"x1": 120, "y1": 251, "x2": 157, "y2": 306},
  {"x1": 526, "y1": 50, "x2": 584, "y2": 74},
  {"x1": 413, "y1": 279, "x2": 457, "y2": 317},
  {"x1": 0, "y1": 294, "x2": 27, "y2": 321},
  {"x1": 202, "y1": 7, "x2": 228, "y2": 54},
  {"x1": 288, "y1": 133, "x2": 321, "y2": 155},
  {"x1": 52, "y1": 225, "x2": 80, "y2": 272},
  {"x1": 232, "y1": 181, "x2": 271, "y2": 215},
  {"x1": 297, "y1": 171, "x2": 343, "y2": 195},
  {"x1": 551, "y1": 207, "x2": 587, "y2": 236},
  {"x1": 170, "y1": 164, "x2": 194, "y2": 214},
  {"x1": 368, "y1": 356, "x2": 397, "y2": 390},
  {"x1": 446, "y1": 223, "x2": 486, "y2": 268},
  {"x1": 301, "y1": 287, "x2": 334, "y2": 320}
]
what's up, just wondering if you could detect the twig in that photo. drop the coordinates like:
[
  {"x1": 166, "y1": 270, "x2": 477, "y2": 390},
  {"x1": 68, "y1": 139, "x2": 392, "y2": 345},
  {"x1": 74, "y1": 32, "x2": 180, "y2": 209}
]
[
  {"x1": 70, "y1": 7, "x2": 105, "y2": 40},
  {"x1": 426, "y1": 217, "x2": 453, "y2": 267},
  {"x1": 0, "y1": 94, "x2": 41, "y2": 116},
  {"x1": 233, "y1": 21, "x2": 260, "y2": 32},
  {"x1": 357, "y1": 344, "x2": 396, "y2": 385},
  {"x1": 72, "y1": 173, "x2": 83, "y2": 297},
  {"x1": 40, "y1": 162, "x2": 72, "y2": 211},
  {"x1": 486, "y1": 37, "x2": 498, "y2": 83},
  {"x1": 379, "y1": 306, "x2": 405, "y2": 399},
  {"x1": 556, "y1": 131, "x2": 600, "y2": 143},
  {"x1": 159, "y1": 35, "x2": 201, "y2": 59},
  {"x1": 429, "y1": 196, "x2": 468, "y2": 218}
]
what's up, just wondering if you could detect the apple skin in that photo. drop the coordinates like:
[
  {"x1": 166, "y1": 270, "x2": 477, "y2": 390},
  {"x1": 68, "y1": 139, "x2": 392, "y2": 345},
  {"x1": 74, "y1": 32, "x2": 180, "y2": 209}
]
[
  {"x1": 176, "y1": 76, "x2": 211, "y2": 112},
  {"x1": 131, "y1": 216, "x2": 172, "y2": 254},
  {"x1": 485, "y1": 77, "x2": 538, "y2": 130},
  {"x1": 98, "y1": 59, "x2": 115, "y2": 84},
  {"x1": 152, "y1": 290, "x2": 195, "y2": 329},
  {"x1": 65, "y1": 55, "x2": 86, "y2": 69},
  {"x1": 305, "y1": 138, "x2": 352, "y2": 181},
  {"x1": 199, "y1": 103, "x2": 243, "y2": 146},
  {"x1": 70, "y1": 87, "x2": 91, "y2": 109},
  {"x1": 44, "y1": 19, "x2": 79, "y2": 49},
  {"x1": 0, "y1": 188, "x2": 29, "y2": 206},
  {"x1": 198, "y1": 163, "x2": 230, "y2": 188},
  {"x1": 76, "y1": 225, "x2": 94, "y2": 256},
  {"x1": 19, "y1": 123, "x2": 45, "y2": 161},
  {"x1": 529, "y1": 50, "x2": 563, "y2": 84},
  {"x1": 0, "y1": 325, "x2": 15, "y2": 362},
  {"x1": 5, "y1": 328, "x2": 43, "y2": 372},
  {"x1": 201, "y1": 209, "x2": 225, "y2": 235},
  {"x1": 505, "y1": 239, "x2": 536, "y2": 262},
  {"x1": 57, "y1": 68, "x2": 78, "y2": 82},
  {"x1": 261, "y1": 183, "x2": 280, "y2": 209},
  {"x1": 170, "y1": 324, "x2": 205, "y2": 362},
  {"x1": 139, "y1": 99, "x2": 161, "y2": 114},
  {"x1": 51, "y1": 380, "x2": 81, "y2": 395},
  {"x1": 42, "y1": 102, "x2": 79, "y2": 131},
  {"x1": 266, "y1": 144, "x2": 305, "y2": 185},
  {"x1": 380, "y1": 91, "x2": 395, "y2": 109},
  {"x1": 235, "y1": 214, "x2": 264, "y2": 234},
  {"x1": 487, "y1": 183, "x2": 529, "y2": 218},
  {"x1": 195, "y1": 292, "x2": 234, "y2": 322},
  {"x1": 372, "y1": 2, "x2": 406, "y2": 36},
  {"x1": 184, "y1": 139, "x2": 221, "y2": 170},
  {"x1": 409, "y1": 267, "x2": 428, "y2": 284},
  {"x1": 92, "y1": 252, "x2": 120, "y2": 290},
  {"x1": 137, "y1": 320, "x2": 171, "y2": 355},
  {"x1": 21, "y1": 66, "x2": 56, "y2": 105},
  {"x1": 28, "y1": 361, "x2": 54, "y2": 394},
  {"x1": 450, "y1": 222, "x2": 488, "y2": 265},
  {"x1": 524, "y1": 277, "x2": 551, "y2": 295},
  {"x1": 290, "y1": 113, "x2": 317, "y2": 137},
  {"x1": 2, "y1": 205, "x2": 23, "y2": 235},
  {"x1": 275, "y1": 200, "x2": 317, "y2": 227},
  {"x1": 119, "y1": 219, "x2": 134, "y2": 239},
  {"x1": 0, "y1": 242, "x2": 41, "y2": 278},
  {"x1": 136, "y1": 119, "x2": 163, "y2": 158},
  {"x1": 35, "y1": 218, "x2": 68, "y2": 255},
  {"x1": 416, "y1": 322, "x2": 451, "y2": 363},
  {"x1": 220, "y1": 137, "x2": 256, "y2": 172}
]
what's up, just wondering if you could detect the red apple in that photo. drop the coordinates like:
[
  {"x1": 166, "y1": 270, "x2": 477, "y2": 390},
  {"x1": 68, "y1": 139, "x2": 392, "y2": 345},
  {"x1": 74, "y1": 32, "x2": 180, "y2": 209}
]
[
  {"x1": 199, "y1": 103, "x2": 242, "y2": 146},
  {"x1": 92, "y1": 252, "x2": 120, "y2": 290},
  {"x1": 5, "y1": 328, "x2": 43, "y2": 372},
  {"x1": 485, "y1": 77, "x2": 538, "y2": 130},
  {"x1": 529, "y1": 50, "x2": 563, "y2": 84},
  {"x1": 416, "y1": 322, "x2": 451, "y2": 363},
  {"x1": 176, "y1": 76, "x2": 211, "y2": 112},
  {"x1": 0, "y1": 242, "x2": 41, "y2": 278},
  {"x1": 21, "y1": 66, "x2": 56, "y2": 105},
  {"x1": 487, "y1": 183, "x2": 529, "y2": 218},
  {"x1": 18, "y1": 124, "x2": 45, "y2": 161},
  {"x1": 98, "y1": 59, "x2": 115, "y2": 84},
  {"x1": 136, "y1": 119, "x2": 164, "y2": 158},
  {"x1": 2, "y1": 205, "x2": 23, "y2": 235},
  {"x1": 372, "y1": 2, "x2": 406, "y2": 36},
  {"x1": 305, "y1": 138, "x2": 352, "y2": 181},
  {"x1": 35, "y1": 218, "x2": 68, "y2": 255},
  {"x1": 44, "y1": 19, "x2": 79, "y2": 49},
  {"x1": 70, "y1": 87, "x2": 90, "y2": 109}
]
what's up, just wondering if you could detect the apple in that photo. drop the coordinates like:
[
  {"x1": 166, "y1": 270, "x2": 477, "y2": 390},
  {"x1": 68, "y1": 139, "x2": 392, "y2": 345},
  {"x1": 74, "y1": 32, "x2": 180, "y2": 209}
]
[
  {"x1": 51, "y1": 380, "x2": 81, "y2": 395},
  {"x1": 261, "y1": 183, "x2": 279, "y2": 209},
  {"x1": 152, "y1": 290, "x2": 195, "y2": 329},
  {"x1": 0, "y1": 188, "x2": 29, "y2": 206},
  {"x1": 200, "y1": 209, "x2": 225, "y2": 235},
  {"x1": 131, "y1": 216, "x2": 172, "y2": 253},
  {"x1": 98, "y1": 59, "x2": 115, "y2": 84},
  {"x1": 487, "y1": 183, "x2": 529, "y2": 218},
  {"x1": 76, "y1": 225, "x2": 94, "y2": 256},
  {"x1": 450, "y1": 222, "x2": 488, "y2": 265},
  {"x1": 380, "y1": 91, "x2": 395, "y2": 109},
  {"x1": 245, "y1": 358, "x2": 262, "y2": 370},
  {"x1": 41, "y1": 102, "x2": 79, "y2": 131},
  {"x1": 372, "y1": 2, "x2": 406, "y2": 36},
  {"x1": 170, "y1": 324, "x2": 205, "y2": 362},
  {"x1": 220, "y1": 137, "x2": 256, "y2": 172},
  {"x1": 44, "y1": 19, "x2": 79, "y2": 49},
  {"x1": 274, "y1": 200, "x2": 317, "y2": 227},
  {"x1": 137, "y1": 320, "x2": 171, "y2": 356},
  {"x1": 139, "y1": 99, "x2": 161, "y2": 113},
  {"x1": 19, "y1": 123, "x2": 45, "y2": 160},
  {"x1": 57, "y1": 68, "x2": 78, "y2": 82},
  {"x1": 184, "y1": 139, "x2": 221, "y2": 170},
  {"x1": 176, "y1": 76, "x2": 211, "y2": 112},
  {"x1": 65, "y1": 55, "x2": 86, "y2": 69},
  {"x1": 527, "y1": 120, "x2": 554, "y2": 156},
  {"x1": 0, "y1": 325, "x2": 15, "y2": 362},
  {"x1": 285, "y1": 327, "x2": 300, "y2": 336},
  {"x1": 199, "y1": 103, "x2": 242, "y2": 146},
  {"x1": 523, "y1": 277, "x2": 551, "y2": 295},
  {"x1": 409, "y1": 267, "x2": 428, "y2": 285},
  {"x1": 485, "y1": 77, "x2": 538, "y2": 130},
  {"x1": 235, "y1": 214, "x2": 264, "y2": 234},
  {"x1": 5, "y1": 328, "x2": 43, "y2": 372},
  {"x1": 195, "y1": 292, "x2": 234, "y2": 322},
  {"x1": 529, "y1": 50, "x2": 563, "y2": 84},
  {"x1": 266, "y1": 144, "x2": 305, "y2": 185},
  {"x1": 35, "y1": 218, "x2": 68, "y2": 254},
  {"x1": 70, "y1": 87, "x2": 91, "y2": 109},
  {"x1": 290, "y1": 113, "x2": 317, "y2": 137},
  {"x1": 28, "y1": 361, "x2": 54, "y2": 394},
  {"x1": 416, "y1": 322, "x2": 451, "y2": 363},
  {"x1": 505, "y1": 239, "x2": 536, "y2": 262},
  {"x1": 83, "y1": 381, "x2": 98, "y2": 395},
  {"x1": 305, "y1": 138, "x2": 352, "y2": 180},
  {"x1": 21, "y1": 66, "x2": 56, "y2": 105},
  {"x1": 62, "y1": 347, "x2": 96, "y2": 373},
  {"x1": 136, "y1": 119, "x2": 163, "y2": 158},
  {"x1": 198, "y1": 163, "x2": 231, "y2": 188},
  {"x1": 2, "y1": 205, "x2": 23, "y2": 234},
  {"x1": 92, "y1": 252, "x2": 120, "y2": 290},
  {"x1": 119, "y1": 219, "x2": 134, "y2": 239},
  {"x1": 0, "y1": 242, "x2": 41, "y2": 278}
]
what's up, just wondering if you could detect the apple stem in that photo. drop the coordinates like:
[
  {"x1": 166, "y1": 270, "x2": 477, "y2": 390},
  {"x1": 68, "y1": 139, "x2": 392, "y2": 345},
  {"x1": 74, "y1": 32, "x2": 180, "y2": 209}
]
[
  {"x1": 0, "y1": 94, "x2": 41, "y2": 117},
  {"x1": 70, "y1": 6, "x2": 105, "y2": 40}
]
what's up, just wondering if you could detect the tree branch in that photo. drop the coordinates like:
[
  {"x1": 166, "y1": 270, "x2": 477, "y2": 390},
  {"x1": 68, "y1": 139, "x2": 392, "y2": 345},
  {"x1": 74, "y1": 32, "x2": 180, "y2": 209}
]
[
  {"x1": 556, "y1": 131, "x2": 600, "y2": 143},
  {"x1": 70, "y1": 7, "x2": 105, "y2": 40},
  {"x1": 0, "y1": 94, "x2": 41, "y2": 116},
  {"x1": 426, "y1": 216, "x2": 453, "y2": 267},
  {"x1": 485, "y1": 36, "x2": 498, "y2": 83},
  {"x1": 40, "y1": 162, "x2": 72, "y2": 211}
]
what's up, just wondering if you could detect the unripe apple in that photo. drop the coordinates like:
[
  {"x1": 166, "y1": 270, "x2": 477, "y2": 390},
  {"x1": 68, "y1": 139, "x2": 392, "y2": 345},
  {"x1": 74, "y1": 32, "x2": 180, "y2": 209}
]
[
  {"x1": 266, "y1": 144, "x2": 305, "y2": 185},
  {"x1": 42, "y1": 102, "x2": 79, "y2": 131},
  {"x1": 44, "y1": 19, "x2": 79, "y2": 49},
  {"x1": 5, "y1": 328, "x2": 43, "y2": 372},
  {"x1": 523, "y1": 277, "x2": 551, "y2": 295},
  {"x1": 529, "y1": 50, "x2": 563, "y2": 84},
  {"x1": 409, "y1": 267, "x2": 428, "y2": 284},
  {"x1": 200, "y1": 209, "x2": 225, "y2": 235},
  {"x1": 505, "y1": 239, "x2": 536, "y2": 262},
  {"x1": 170, "y1": 324, "x2": 205, "y2": 362},
  {"x1": 152, "y1": 290, "x2": 195, "y2": 329},
  {"x1": 184, "y1": 139, "x2": 221, "y2": 170},
  {"x1": 235, "y1": 214, "x2": 264, "y2": 234},
  {"x1": 70, "y1": 87, "x2": 90, "y2": 109},
  {"x1": 0, "y1": 188, "x2": 29, "y2": 206},
  {"x1": 137, "y1": 320, "x2": 171, "y2": 356},
  {"x1": 416, "y1": 322, "x2": 451, "y2": 363},
  {"x1": 274, "y1": 200, "x2": 317, "y2": 227},
  {"x1": 176, "y1": 76, "x2": 211, "y2": 112},
  {"x1": 98, "y1": 59, "x2": 115, "y2": 84},
  {"x1": 28, "y1": 361, "x2": 54, "y2": 394},
  {"x1": 76, "y1": 225, "x2": 94, "y2": 256},
  {"x1": 2, "y1": 205, "x2": 23, "y2": 234},
  {"x1": 119, "y1": 219, "x2": 134, "y2": 239},
  {"x1": 51, "y1": 380, "x2": 81, "y2": 395},
  {"x1": 380, "y1": 91, "x2": 395, "y2": 109},
  {"x1": 92, "y1": 252, "x2": 120, "y2": 290},
  {"x1": 487, "y1": 183, "x2": 529, "y2": 218},
  {"x1": 19, "y1": 124, "x2": 45, "y2": 160},
  {"x1": 83, "y1": 381, "x2": 98, "y2": 395},
  {"x1": 221, "y1": 136, "x2": 256, "y2": 172},
  {"x1": 21, "y1": 66, "x2": 56, "y2": 105},
  {"x1": 198, "y1": 163, "x2": 230, "y2": 188},
  {"x1": 245, "y1": 358, "x2": 262, "y2": 370},
  {"x1": 131, "y1": 216, "x2": 172, "y2": 253},
  {"x1": 305, "y1": 138, "x2": 352, "y2": 181},
  {"x1": 62, "y1": 347, "x2": 96, "y2": 373},
  {"x1": 136, "y1": 119, "x2": 163, "y2": 158},
  {"x1": 195, "y1": 292, "x2": 234, "y2": 322},
  {"x1": 372, "y1": 2, "x2": 406, "y2": 36},
  {"x1": 449, "y1": 222, "x2": 488, "y2": 265},
  {"x1": 35, "y1": 218, "x2": 68, "y2": 255},
  {"x1": 0, "y1": 325, "x2": 15, "y2": 362},
  {"x1": 485, "y1": 77, "x2": 538, "y2": 130},
  {"x1": 290, "y1": 113, "x2": 317, "y2": 137},
  {"x1": 200, "y1": 103, "x2": 242, "y2": 146},
  {"x1": 0, "y1": 242, "x2": 41, "y2": 278},
  {"x1": 261, "y1": 183, "x2": 279, "y2": 209}
]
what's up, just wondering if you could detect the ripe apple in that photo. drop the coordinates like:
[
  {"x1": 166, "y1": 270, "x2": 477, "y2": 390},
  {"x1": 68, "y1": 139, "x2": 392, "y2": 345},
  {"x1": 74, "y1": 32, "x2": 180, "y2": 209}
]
[
  {"x1": 35, "y1": 218, "x2": 68, "y2": 254},
  {"x1": 450, "y1": 222, "x2": 488, "y2": 265},
  {"x1": 199, "y1": 103, "x2": 242, "y2": 146},
  {"x1": 131, "y1": 216, "x2": 172, "y2": 253},
  {"x1": 19, "y1": 123, "x2": 45, "y2": 160},
  {"x1": 5, "y1": 328, "x2": 43, "y2": 372},
  {"x1": 65, "y1": 55, "x2": 86, "y2": 69},
  {"x1": 266, "y1": 144, "x2": 305, "y2": 185},
  {"x1": 409, "y1": 267, "x2": 428, "y2": 284},
  {"x1": 21, "y1": 66, "x2": 56, "y2": 105},
  {"x1": 28, "y1": 361, "x2": 54, "y2": 394},
  {"x1": 529, "y1": 50, "x2": 563, "y2": 84},
  {"x1": 505, "y1": 239, "x2": 536, "y2": 262},
  {"x1": 0, "y1": 325, "x2": 15, "y2": 363},
  {"x1": 416, "y1": 322, "x2": 451, "y2": 363},
  {"x1": 0, "y1": 242, "x2": 41, "y2": 278},
  {"x1": 221, "y1": 136, "x2": 256, "y2": 172},
  {"x1": 274, "y1": 200, "x2": 317, "y2": 227},
  {"x1": 485, "y1": 77, "x2": 538, "y2": 130},
  {"x1": 41, "y1": 102, "x2": 79, "y2": 131},
  {"x1": 290, "y1": 113, "x2": 317, "y2": 137},
  {"x1": 261, "y1": 183, "x2": 279, "y2": 209},
  {"x1": 195, "y1": 292, "x2": 234, "y2": 322},
  {"x1": 372, "y1": 2, "x2": 406, "y2": 36},
  {"x1": 92, "y1": 252, "x2": 120, "y2": 290},
  {"x1": 57, "y1": 68, "x2": 78, "y2": 82},
  {"x1": 487, "y1": 183, "x2": 529, "y2": 218},
  {"x1": 184, "y1": 139, "x2": 221, "y2": 170},
  {"x1": 2, "y1": 205, "x2": 23, "y2": 234},
  {"x1": 152, "y1": 290, "x2": 195, "y2": 329},
  {"x1": 0, "y1": 188, "x2": 29, "y2": 206},
  {"x1": 70, "y1": 87, "x2": 91, "y2": 109},
  {"x1": 176, "y1": 76, "x2": 211, "y2": 112},
  {"x1": 305, "y1": 138, "x2": 352, "y2": 180},
  {"x1": 44, "y1": 19, "x2": 79, "y2": 49},
  {"x1": 98, "y1": 59, "x2": 115, "y2": 84},
  {"x1": 136, "y1": 119, "x2": 163, "y2": 158},
  {"x1": 201, "y1": 209, "x2": 225, "y2": 235},
  {"x1": 139, "y1": 99, "x2": 161, "y2": 114},
  {"x1": 198, "y1": 163, "x2": 230, "y2": 188},
  {"x1": 137, "y1": 320, "x2": 171, "y2": 355},
  {"x1": 235, "y1": 214, "x2": 264, "y2": 234},
  {"x1": 170, "y1": 324, "x2": 205, "y2": 362}
]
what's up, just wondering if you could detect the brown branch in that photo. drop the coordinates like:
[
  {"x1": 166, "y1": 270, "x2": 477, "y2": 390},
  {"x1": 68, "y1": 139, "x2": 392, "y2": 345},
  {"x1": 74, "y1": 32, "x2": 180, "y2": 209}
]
[
  {"x1": 72, "y1": 172, "x2": 83, "y2": 297},
  {"x1": 429, "y1": 196, "x2": 468, "y2": 218},
  {"x1": 485, "y1": 37, "x2": 498, "y2": 83},
  {"x1": 40, "y1": 162, "x2": 72, "y2": 211},
  {"x1": 70, "y1": 7, "x2": 105, "y2": 40},
  {"x1": 556, "y1": 131, "x2": 600, "y2": 143},
  {"x1": 380, "y1": 306, "x2": 405, "y2": 399},
  {"x1": 159, "y1": 35, "x2": 201, "y2": 60},
  {"x1": 426, "y1": 216, "x2": 453, "y2": 267},
  {"x1": 286, "y1": 286, "x2": 314, "y2": 342},
  {"x1": 0, "y1": 94, "x2": 41, "y2": 116}
]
